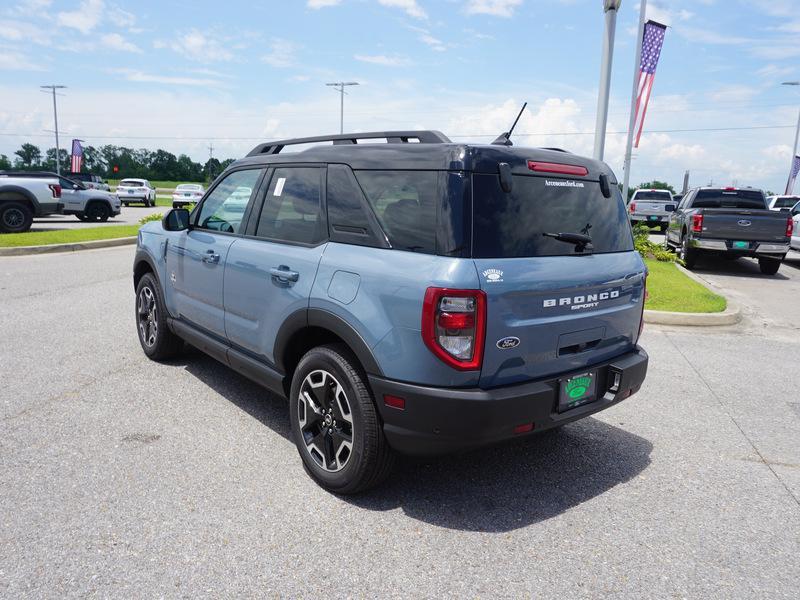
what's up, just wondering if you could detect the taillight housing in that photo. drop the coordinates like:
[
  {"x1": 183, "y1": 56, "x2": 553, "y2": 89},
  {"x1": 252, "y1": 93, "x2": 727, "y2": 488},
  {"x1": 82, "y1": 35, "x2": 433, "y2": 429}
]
[
  {"x1": 422, "y1": 287, "x2": 486, "y2": 371},
  {"x1": 629, "y1": 202, "x2": 636, "y2": 213},
  {"x1": 786, "y1": 216, "x2": 794, "y2": 238},
  {"x1": 637, "y1": 273, "x2": 647, "y2": 344},
  {"x1": 527, "y1": 161, "x2": 588, "y2": 176},
  {"x1": 691, "y1": 214, "x2": 704, "y2": 233},
  {"x1": 48, "y1": 183, "x2": 61, "y2": 198}
]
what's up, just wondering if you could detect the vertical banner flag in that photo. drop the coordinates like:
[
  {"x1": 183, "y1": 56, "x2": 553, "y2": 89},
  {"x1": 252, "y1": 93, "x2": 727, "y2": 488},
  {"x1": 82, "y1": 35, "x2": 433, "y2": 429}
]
[
  {"x1": 787, "y1": 155, "x2": 800, "y2": 195},
  {"x1": 70, "y1": 139, "x2": 83, "y2": 173},
  {"x1": 633, "y1": 20, "x2": 667, "y2": 148}
]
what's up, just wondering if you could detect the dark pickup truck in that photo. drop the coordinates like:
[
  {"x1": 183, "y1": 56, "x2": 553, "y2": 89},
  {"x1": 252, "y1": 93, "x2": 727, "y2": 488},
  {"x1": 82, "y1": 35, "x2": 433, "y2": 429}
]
[{"x1": 665, "y1": 187, "x2": 793, "y2": 275}]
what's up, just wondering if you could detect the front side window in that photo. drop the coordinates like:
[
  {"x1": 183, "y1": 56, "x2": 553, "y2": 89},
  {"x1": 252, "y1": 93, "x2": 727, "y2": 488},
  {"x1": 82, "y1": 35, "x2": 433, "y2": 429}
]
[
  {"x1": 255, "y1": 167, "x2": 324, "y2": 244},
  {"x1": 195, "y1": 169, "x2": 262, "y2": 234}
]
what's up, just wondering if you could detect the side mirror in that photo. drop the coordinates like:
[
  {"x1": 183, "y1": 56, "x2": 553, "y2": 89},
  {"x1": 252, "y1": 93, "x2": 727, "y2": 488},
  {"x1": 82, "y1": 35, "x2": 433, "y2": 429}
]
[
  {"x1": 498, "y1": 162, "x2": 513, "y2": 193},
  {"x1": 72, "y1": 184, "x2": 80, "y2": 190},
  {"x1": 665, "y1": 204, "x2": 676, "y2": 212},
  {"x1": 162, "y1": 208, "x2": 190, "y2": 231}
]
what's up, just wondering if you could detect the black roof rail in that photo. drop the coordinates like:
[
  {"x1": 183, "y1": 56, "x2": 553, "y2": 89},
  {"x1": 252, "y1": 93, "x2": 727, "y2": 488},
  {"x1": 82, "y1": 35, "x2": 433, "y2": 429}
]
[
  {"x1": 540, "y1": 147, "x2": 571, "y2": 153},
  {"x1": 246, "y1": 130, "x2": 451, "y2": 157}
]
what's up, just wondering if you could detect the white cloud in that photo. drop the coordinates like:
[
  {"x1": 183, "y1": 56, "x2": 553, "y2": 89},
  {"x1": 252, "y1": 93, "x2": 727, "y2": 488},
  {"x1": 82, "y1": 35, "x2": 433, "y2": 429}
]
[
  {"x1": 756, "y1": 64, "x2": 795, "y2": 79},
  {"x1": 108, "y1": 5, "x2": 137, "y2": 28},
  {"x1": 57, "y1": 0, "x2": 104, "y2": 34},
  {"x1": 762, "y1": 144, "x2": 791, "y2": 162},
  {"x1": 752, "y1": 43, "x2": 800, "y2": 60},
  {"x1": 307, "y1": 0, "x2": 341, "y2": 7},
  {"x1": 407, "y1": 25, "x2": 448, "y2": 51},
  {"x1": 465, "y1": 0, "x2": 523, "y2": 18},
  {"x1": 111, "y1": 69, "x2": 222, "y2": 87},
  {"x1": 647, "y1": 3, "x2": 693, "y2": 26},
  {"x1": 100, "y1": 33, "x2": 141, "y2": 53},
  {"x1": 261, "y1": 38, "x2": 300, "y2": 68},
  {"x1": 675, "y1": 27, "x2": 751, "y2": 45},
  {"x1": 0, "y1": 20, "x2": 51, "y2": 46},
  {"x1": 158, "y1": 29, "x2": 235, "y2": 62},
  {"x1": 0, "y1": 49, "x2": 46, "y2": 71},
  {"x1": 707, "y1": 85, "x2": 759, "y2": 103},
  {"x1": 354, "y1": 53, "x2": 413, "y2": 66},
  {"x1": 378, "y1": 0, "x2": 426, "y2": 19}
]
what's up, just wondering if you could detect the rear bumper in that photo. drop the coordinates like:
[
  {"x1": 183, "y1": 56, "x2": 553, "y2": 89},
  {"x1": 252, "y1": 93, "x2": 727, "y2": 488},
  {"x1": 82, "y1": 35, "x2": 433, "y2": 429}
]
[
  {"x1": 691, "y1": 238, "x2": 790, "y2": 256},
  {"x1": 630, "y1": 215, "x2": 668, "y2": 223},
  {"x1": 37, "y1": 201, "x2": 63, "y2": 215},
  {"x1": 370, "y1": 346, "x2": 648, "y2": 456}
]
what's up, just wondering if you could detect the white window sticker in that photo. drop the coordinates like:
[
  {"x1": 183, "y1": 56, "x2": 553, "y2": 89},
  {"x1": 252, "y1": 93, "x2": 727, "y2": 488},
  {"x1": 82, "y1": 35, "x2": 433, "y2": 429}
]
[{"x1": 273, "y1": 177, "x2": 286, "y2": 197}]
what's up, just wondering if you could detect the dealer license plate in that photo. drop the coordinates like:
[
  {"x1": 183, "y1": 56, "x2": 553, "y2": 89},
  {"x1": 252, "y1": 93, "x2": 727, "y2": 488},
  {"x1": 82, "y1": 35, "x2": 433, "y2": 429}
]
[
  {"x1": 558, "y1": 371, "x2": 598, "y2": 413},
  {"x1": 733, "y1": 241, "x2": 748, "y2": 249},
  {"x1": 649, "y1": 215, "x2": 659, "y2": 221}
]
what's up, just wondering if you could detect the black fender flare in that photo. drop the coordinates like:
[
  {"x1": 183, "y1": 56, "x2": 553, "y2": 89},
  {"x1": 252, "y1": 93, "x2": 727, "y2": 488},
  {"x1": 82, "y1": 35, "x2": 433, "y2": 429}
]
[
  {"x1": 0, "y1": 185, "x2": 40, "y2": 211},
  {"x1": 273, "y1": 308, "x2": 383, "y2": 377},
  {"x1": 133, "y1": 248, "x2": 158, "y2": 289}
]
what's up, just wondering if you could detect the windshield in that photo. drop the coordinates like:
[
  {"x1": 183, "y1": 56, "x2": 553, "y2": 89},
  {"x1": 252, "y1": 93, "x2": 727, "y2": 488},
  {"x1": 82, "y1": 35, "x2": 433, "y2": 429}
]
[
  {"x1": 692, "y1": 189, "x2": 765, "y2": 209},
  {"x1": 472, "y1": 174, "x2": 634, "y2": 258}
]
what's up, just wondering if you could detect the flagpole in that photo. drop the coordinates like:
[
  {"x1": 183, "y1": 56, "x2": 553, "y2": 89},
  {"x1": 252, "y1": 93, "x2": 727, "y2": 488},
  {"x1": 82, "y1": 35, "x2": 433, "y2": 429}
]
[
  {"x1": 621, "y1": 0, "x2": 648, "y2": 204},
  {"x1": 786, "y1": 108, "x2": 800, "y2": 194}
]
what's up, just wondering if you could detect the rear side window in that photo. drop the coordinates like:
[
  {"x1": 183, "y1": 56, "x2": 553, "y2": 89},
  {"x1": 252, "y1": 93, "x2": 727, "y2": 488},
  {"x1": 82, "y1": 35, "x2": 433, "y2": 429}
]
[
  {"x1": 691, "y1": 189, "x2": 766, "y2": 209},
  {"x1": 472, "y1": 174, "x2": 633, "y2": 258},
  {"x1": 774, "y1": 197, "x2": 799, "y2": 208},
  {"x1": 355, "y1": 170, "x2": 438, "y2": 254},
  {"x1": 256, "y1": 167, "x2": 324, "y2": 244},
  {"x1": 326, "y1": 164, "x2": 383, "y2": 247}
]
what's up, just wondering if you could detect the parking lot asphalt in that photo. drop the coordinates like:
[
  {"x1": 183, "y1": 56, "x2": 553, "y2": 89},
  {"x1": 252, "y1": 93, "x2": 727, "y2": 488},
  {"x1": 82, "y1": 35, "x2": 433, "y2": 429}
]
[
  {"x1": 30, "y1": 205, "x2": 166, "y2": 231},
  {"x1": 1, "y1": 246, "x2": 798, "y2": 598}
]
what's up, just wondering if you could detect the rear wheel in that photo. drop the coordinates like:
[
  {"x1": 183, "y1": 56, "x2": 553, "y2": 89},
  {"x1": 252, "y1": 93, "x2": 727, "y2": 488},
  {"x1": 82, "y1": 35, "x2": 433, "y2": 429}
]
[
  {"x1": 0, "y1": 202, "x2": 33, "y2": 233},
  {"x1": 135, "y1": 273, "x2": 183, "y2": 360},
  {"x1": 289, "y1": 344, "x2": 395, "y2": 494},
  {"x1": 758, "y1": 257, "x2": 781, "y2": 275},
  {"x1": 680, "y1": 235, "x2": 698, "y2": 269}
]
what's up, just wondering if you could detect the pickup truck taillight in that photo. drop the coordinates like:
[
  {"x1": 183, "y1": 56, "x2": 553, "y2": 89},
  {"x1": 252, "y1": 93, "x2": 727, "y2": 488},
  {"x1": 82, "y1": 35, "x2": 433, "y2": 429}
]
[
  {"x1": 629, "y1": 202, "x2": 636, "y2": 213},
  {"x1": 422, "y1": 287, "x2": 486, "y2": 371},
  {"x1": 691, "y1": 214, "x2": 704, "y2": 233},
  {"x1": 48, "y1": 183, "x2": 61, "y2": 198},
  {"x1": 787, "y1": 216, "x2": 794, "y2": 237}
]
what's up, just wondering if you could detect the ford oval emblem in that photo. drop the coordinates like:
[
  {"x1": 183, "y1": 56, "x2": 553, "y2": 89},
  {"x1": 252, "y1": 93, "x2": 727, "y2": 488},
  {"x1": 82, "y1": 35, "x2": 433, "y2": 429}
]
[
  {"x1": 496, "y1": 336, "x2": 521, "y2": 350},
  {"x1": 737, "y1": 219, "x2": 751, "y2": 227}
]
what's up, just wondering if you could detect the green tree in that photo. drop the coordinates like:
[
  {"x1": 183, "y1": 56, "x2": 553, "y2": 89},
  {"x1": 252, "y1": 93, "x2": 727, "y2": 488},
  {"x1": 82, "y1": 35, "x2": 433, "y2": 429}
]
[
  {"x1": 0, "y1": 154, "x2": 11, "y2": 170},
  {"x1": 203, "y1": 157, "x2": 221, "y2": 182},
  {"x1": 14, "y1": 143, "x2": 42, "y2": 169},
  {"x1": 82, "y1": 145, "x2": 106, "y2": 174},
  {"x1": 44, "y1": 148, "x2": 70, "y2": 173}
]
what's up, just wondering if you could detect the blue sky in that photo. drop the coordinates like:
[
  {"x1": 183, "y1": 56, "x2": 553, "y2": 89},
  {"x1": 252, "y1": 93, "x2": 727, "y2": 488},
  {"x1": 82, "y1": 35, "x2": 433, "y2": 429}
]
[{"x1": 1, "y1": 0, "x2": 799, "y2": 191}]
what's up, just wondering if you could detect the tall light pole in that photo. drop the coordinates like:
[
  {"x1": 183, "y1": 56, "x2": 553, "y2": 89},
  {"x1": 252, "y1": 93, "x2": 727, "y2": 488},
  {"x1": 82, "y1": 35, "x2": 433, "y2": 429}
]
[
  {"x1": 40, "y1": 85, "x2": 67, "y2": 176},
  {"x1": 621, "y1": 0, "x2": 647, "y2": 204},
  {"x1": 781, "y1": 81, "x2": 800, "y2": 194},
  {"x1": 325, "y1": 82, "x2": 359, "y2": 134},
  {"x1": 593, "y1": 0, "x2": 622, "y2": 161}
]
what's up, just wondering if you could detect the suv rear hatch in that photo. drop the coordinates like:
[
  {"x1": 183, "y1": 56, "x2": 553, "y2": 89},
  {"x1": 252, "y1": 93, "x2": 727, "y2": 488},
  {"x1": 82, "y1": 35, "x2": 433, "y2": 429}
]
[
  {"x1": 693, "y1": 189, "x2": 788, "y2": 243},
  {"x1": 472, "y1": 171, "x2": 645, "y2": 388},
  {"x1": 631, "y1": 190, "x2": 674, "y2": 216}
]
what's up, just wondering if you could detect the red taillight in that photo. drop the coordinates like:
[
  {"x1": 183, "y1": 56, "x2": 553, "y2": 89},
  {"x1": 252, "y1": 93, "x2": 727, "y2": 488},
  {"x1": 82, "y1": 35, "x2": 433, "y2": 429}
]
[
  {"x1": 786, "y1": 217, "x2": 794, "y2": 237},
  {"x1": 629, "y1": 202, "x2": 636, "y2": 213},
  {"x1": 422, "y1": 287, "x2": 486, "y2": 371},
  {"x1": 691, "y1": 214, "x2": 704, "y2": 233},
  {"x1": 527, "y1": 161, "x2": 588, "y2": 176},
  {"x1": 383, "y1": 395, "x2": 405, "y2": 410},
  {"x1": 48, "y1": 184, "x2": 61, "y2": 198},
  {"x1": 513, "y1": 423, "x2": 534, "y2": 434},
  {"x1": 724, "y1": 186, "x2": 736, "y2": 191}
]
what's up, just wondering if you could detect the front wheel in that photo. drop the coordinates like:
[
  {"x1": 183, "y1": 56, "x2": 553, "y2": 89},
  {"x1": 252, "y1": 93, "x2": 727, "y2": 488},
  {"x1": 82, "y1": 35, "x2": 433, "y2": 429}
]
[
  {"x1": 135, "y1": 273, "x2": 183, "y2": 360},
  {"x1": 289, "y1": 344, "x2": 395, "y2": 494},
  {"x1": 85, "y1": 202, "x2": 110, "y2": 222},
  {"x1": 758, "y1": 257, "x2": 781, "y2": 275}
]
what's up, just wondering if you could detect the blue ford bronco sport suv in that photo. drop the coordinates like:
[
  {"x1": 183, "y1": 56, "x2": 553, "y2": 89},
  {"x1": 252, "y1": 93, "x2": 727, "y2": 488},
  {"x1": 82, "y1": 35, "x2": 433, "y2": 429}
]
[{"x1": 133, "y1": 130, "x2": 648, "y2": 493}]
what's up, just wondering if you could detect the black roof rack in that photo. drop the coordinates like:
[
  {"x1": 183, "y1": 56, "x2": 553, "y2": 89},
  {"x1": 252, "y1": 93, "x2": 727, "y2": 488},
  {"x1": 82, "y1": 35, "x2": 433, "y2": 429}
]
[{"x1": 246, "y1": 130, "x2": 451, "y2": 157}]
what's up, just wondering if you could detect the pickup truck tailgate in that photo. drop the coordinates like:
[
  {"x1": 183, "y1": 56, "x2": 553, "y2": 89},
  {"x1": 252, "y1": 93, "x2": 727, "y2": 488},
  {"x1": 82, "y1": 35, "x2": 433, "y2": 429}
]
[{"x1": 699, "y1": 209, "x2": 789, "y2": 242}]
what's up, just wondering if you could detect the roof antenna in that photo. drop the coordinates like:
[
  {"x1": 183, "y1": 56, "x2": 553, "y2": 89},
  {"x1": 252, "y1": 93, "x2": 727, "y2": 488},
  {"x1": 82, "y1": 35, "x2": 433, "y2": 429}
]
[{"x1": 492, "y1": 102, "x2": 527, "y2": 146}]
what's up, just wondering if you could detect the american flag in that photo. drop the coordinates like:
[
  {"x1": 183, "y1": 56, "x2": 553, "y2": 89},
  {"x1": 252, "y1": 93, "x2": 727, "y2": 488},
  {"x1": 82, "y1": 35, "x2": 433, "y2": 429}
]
[
  {"x1": 786, "y1": 154, "x2": 800, "y2": 195},
  {"x1": 70, "y1": 139, "x2": 83, "y2": 173},
  {"x1": 633, "y1": 20, "x2": 667, "y2": 148}
]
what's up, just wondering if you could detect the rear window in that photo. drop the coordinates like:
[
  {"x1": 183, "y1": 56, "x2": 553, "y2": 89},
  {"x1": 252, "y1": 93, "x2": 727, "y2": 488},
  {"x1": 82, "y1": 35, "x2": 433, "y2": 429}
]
[
  {"x1": 472, "y1": 174, "x2": 633, "y2": 258},
  {"x1": 692, "y1": 189, "x2": 765, "y2": 209},
  {"x1": 120, "y1": 180, "x2": 143, "y2": 186},
  {"x1": 633, "y1": 190, "x2": 671, "y2": 200},
  {"x1": 773, "y1": 197, "x2": 799, "y2": 208}
]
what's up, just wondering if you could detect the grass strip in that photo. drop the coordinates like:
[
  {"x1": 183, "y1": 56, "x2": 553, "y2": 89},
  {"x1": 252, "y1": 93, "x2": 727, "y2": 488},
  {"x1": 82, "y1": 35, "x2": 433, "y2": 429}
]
[
  {"x1": 0, "y1": 225, "x2": 140, "y2": 248},
  {"x1": 644, "y1": 259, "x2": 726, "y2": 313}
]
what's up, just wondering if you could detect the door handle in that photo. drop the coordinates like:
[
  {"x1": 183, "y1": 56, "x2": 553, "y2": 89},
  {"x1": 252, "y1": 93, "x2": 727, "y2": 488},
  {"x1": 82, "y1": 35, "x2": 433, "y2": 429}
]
[
  {"x1": 270, "y1": 266, "x2": 299, "y2": 282},
  {"x1": 202, "y1": 250, "x2": 220, "y2": 264}
]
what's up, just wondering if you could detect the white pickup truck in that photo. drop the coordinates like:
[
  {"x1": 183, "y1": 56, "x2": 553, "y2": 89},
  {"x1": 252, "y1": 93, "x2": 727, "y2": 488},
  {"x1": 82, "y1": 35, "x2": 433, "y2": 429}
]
[{"x1": 0, "y1": 173, "x2": 63, "y2": 233}]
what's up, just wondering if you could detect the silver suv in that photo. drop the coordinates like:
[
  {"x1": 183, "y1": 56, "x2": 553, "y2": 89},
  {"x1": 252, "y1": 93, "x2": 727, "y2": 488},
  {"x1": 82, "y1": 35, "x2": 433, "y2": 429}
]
[{"x1": 628, "y1": 188, "x2": 675, "y2": 232}]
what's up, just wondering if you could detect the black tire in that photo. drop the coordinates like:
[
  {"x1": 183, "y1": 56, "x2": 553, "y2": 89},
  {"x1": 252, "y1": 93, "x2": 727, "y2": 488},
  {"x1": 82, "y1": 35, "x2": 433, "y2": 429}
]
[
  {"x1": 135, "y1": 272, "x2": 183, "y2": 360},
  {"x1": 0, "y1": 201, "x2": 33, "y2": 234},
  {"x1": 659, "y1": 224, "x2": 668, "y2": 233},
  {"x1": 289, "y1": 344, "x2": 396, "y2": 494},
  {"x1": 680, "y1": 234, "x2": 698, "y2": 269},
  {"x1": 85, "y1": 202, "x2": 110, "y2": 222},
  {"x1": 122, "y1": 201, "x2": 129, "y2": 207},
  {"x1": 758, "y1": 257, "x2": 781, "y2": 275},
  {"x1": 76, "y1": 214, "x2": 90, "y2": 222}
]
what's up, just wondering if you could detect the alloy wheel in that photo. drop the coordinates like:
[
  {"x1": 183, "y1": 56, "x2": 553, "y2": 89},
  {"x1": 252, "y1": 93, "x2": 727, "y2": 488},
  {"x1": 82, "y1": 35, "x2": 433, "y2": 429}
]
[
  {"x1": 297, "y1": 369, "x2": 354, "y2": 472},
  {"x1": 2, "y1": 208, "x2": 24, "y2": 229},
  {"x1": 137, "y1": 286, "x2": 158, "y2": 348}
]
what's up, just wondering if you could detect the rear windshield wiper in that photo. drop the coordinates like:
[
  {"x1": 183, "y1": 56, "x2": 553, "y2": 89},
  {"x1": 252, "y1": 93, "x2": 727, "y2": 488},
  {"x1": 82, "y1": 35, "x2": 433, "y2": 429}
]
[{"x1": 543, "y1": 232, "x2": 593, "y2": 253}]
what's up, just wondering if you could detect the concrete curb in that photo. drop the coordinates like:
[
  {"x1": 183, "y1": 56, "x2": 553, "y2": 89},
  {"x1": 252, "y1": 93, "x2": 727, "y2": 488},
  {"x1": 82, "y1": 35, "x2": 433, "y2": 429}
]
[
  {"x1": 643, "y1": 263, "x2": 741, "y2": 326},
  {"x1": 0, "y1": 236, "x2": 137, "y2": 257}
]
